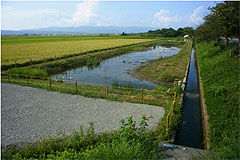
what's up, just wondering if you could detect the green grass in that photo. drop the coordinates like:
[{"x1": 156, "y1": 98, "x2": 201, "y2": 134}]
[
  {"x1": 132, "y1": 41, "x2": 192, "y2": 84},
  {"x1": 195, "y1": 42, "x2": 239, "y2": 159},
  {"x1": 2, "y1": 116, "x2": 161, "y2": 159},
  {"x1": 8, "y1": 68, "x2": 48, "y2": 77}
]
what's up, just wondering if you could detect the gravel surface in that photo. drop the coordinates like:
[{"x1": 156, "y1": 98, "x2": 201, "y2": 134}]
[{"x1": 1, "y1": 83, "x2": 165, "y2": 147}]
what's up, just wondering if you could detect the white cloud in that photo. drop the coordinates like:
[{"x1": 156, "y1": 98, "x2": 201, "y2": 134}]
[
  {"x1": 152, "y1": 9, "x2": 181, "y2": 28},
  {"x1": 190, "y1": 6, "x2": 205, "y2": 26},
  {"x1": 2, "y1": 6, "x2": 69, "y2": 30},
  {"x1": 2, "y1": 0, "x2": 99, "y2": 30},
  {"x1": 64, "y1": 0, "x2": 98, "y2": 25}
]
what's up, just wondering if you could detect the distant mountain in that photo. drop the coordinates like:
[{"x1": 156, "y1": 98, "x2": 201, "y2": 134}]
[{"x1": 2, "y1": 26, "x2": 157, "y2": 36}]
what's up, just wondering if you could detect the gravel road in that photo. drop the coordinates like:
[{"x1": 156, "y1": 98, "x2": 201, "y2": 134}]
[{"x1": 1, "y1": 83, "x2": 165, "y2": 147}]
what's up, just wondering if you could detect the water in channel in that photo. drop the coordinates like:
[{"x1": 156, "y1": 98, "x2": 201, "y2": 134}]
[
  {"x1": 174, "y1": 47, "x2": 203, "y2": 149},
  {"x1": 52, "y1": 46, "x2": 180, "y2": 89}
]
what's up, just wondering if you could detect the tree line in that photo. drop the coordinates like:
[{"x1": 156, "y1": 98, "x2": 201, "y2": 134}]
[
  {"x1": 147, "y1": 27, "x2": 194, "y2": 37},
  {"x1": 145, "y1": 1, "x2": 239, "y2": 45}
]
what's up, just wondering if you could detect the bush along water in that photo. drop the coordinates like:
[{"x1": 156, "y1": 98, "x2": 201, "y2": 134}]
[
  {"x1": 111, "y1": 81, "x2": 134, "y2": 89},
  {"x1": 2, "y1": 116, "x2": 162, "y2": 159}
]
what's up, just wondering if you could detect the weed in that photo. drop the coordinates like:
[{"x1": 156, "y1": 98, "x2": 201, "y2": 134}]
[{"x1": 2, "y1": 116, "x2": 160, "y2": 159}]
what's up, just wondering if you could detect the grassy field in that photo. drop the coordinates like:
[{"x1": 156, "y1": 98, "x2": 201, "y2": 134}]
[
  {"x1": 132, "y1": 41, "x2": 192, "y2": 84},
  {"x1": 2, "y1": 37, "x2": 153, "y2": 67},
  {"x1": 195, "y1": 42, "x2": 239, "y2": 159}
]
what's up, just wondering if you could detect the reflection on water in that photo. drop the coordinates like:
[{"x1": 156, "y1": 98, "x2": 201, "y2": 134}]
[{"x1": 52, "y1": 46, "x2": 180, "y2": 89}]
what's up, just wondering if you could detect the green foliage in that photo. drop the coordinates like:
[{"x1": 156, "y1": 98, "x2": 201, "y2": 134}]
[
  {"x1": 86, "y1": 56, "x2": 101, "y2": 67},
  {"x1": 195, "y1": 1, "x2": 239, "y2": 43},
  {"x1": 196, "y1": 42, "x2": 239, "y2": 159},
  {"x1": 8, "y1": 68, "x2": 48, "y2": 77},
  {"x1": 3, "y1": 116, "x2": 160, "y2": 159},
  {"x1": 112, "y1": 81, "x2": 134, "y2": 89},
  {"x1": 147, "y1": 27, "x2": 194, "y2": 37}
]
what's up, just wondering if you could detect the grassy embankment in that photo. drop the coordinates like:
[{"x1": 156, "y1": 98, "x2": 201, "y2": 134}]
[
  {"x1": 132, "y1": 41, "x2": 192, "y2": 84},
  {"x1": 195, "y1": 42, "x2": 239, "y2": 159}
]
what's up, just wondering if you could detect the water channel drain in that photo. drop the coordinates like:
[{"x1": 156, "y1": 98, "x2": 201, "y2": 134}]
[{"x1": 174, "y1": 46, "x2": 203, "y2": 149}]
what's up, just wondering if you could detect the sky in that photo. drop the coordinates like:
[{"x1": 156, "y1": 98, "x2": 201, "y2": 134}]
[{"x1": 2, "y1": 0, "x2": 220, "y2": 30}]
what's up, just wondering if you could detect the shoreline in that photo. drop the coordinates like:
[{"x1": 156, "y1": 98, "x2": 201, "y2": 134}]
[{"x1": 130, "y1": 58, "x2": 174, "y2": 88}]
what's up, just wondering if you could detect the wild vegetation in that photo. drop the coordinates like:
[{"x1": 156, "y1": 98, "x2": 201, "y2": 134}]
[
  {"x1": 196, "y1": 42, "x2": 239, "y2": 159},
  {"x1": 2, "y1": 116, "x2": 163, "y2": 159},
  {"x1": 194, "y1": 1, "x2": 239, "y2": 44},
  {"x1": 132, "y1": 41, "x2": 192, "y2": 84}
]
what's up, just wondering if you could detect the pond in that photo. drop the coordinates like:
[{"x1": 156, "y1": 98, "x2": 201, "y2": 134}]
[{"x1": 52, "y1": 46, "x2": 180, "y2": 89}]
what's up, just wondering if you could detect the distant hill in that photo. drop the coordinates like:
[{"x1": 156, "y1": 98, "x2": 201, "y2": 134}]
[{"x1": 2, "y1": 26, "x2": 157, "y2": 36}]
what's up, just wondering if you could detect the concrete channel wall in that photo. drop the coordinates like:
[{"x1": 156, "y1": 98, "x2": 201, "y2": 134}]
[{"x1": 195, "y1": 46, "x2": 211, "y2": 151}]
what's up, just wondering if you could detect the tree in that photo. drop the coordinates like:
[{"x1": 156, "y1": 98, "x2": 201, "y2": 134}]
[
  {"x1": 121, "y1": 32, "x2": 127, "y2": 36},
  {"x1": 195, "y1": 1, "x2": 239, "y2": 44},
  {"x1": 163, "y1": 28, "x2": 178, "y2": 37}
]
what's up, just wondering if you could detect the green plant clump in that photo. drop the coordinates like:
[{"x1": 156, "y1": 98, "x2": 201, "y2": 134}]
[
  {"x1": 2, "y1": 116, "x2": 161, "y2": 159},
  {"x1": 8, "y1": 68, "x2": 48, "y2": 77},
  {"x1": 111, "y1": 81, "x2": 134, "y2": 89},
  {"x1": 196, "y1": 42, "x2": 239, "y2": 159}
]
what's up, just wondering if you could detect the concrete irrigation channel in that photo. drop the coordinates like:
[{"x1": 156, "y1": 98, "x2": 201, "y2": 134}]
[{"x1": 1, "y1": 83, "x2": 165, "y2": 148}]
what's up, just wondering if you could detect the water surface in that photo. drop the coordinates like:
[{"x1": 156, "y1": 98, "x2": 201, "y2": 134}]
[
  {"x1": 175, "y1": 47, "x2": 203, "y2": 148},
  {"x1": 52, "y1": 46, "x2": 180, "y2": 89}
]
